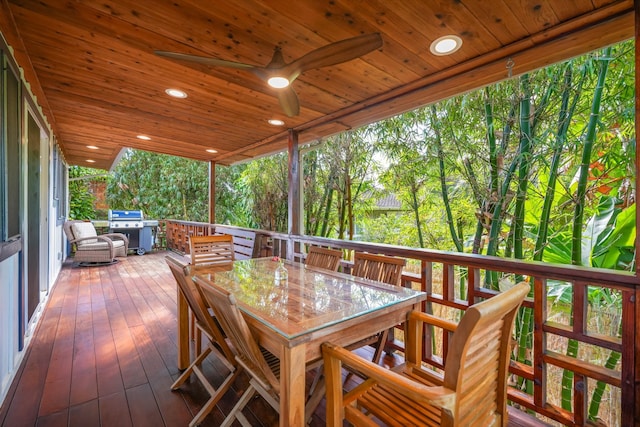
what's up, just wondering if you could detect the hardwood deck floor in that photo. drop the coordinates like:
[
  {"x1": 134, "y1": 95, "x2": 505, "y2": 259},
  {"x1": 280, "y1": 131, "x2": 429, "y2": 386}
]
[
  {"x1": 0, "y1": 250, "x2": 545, "y2": 427},
  {"x1": 0, "y1": 251, "x2": 336, "y2": 426}
]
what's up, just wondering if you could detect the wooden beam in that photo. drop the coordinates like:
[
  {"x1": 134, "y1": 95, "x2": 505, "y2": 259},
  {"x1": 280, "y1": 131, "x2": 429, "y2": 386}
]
[
  {"x1": 287, "y1": 129, "x2": 301, "y2": 259},
  {"x1": 633, "y1": 2, "x2": 640, "y2": 426},
  {"x1": 209, "y1": 161, "x2": 216, "y2": 224}
]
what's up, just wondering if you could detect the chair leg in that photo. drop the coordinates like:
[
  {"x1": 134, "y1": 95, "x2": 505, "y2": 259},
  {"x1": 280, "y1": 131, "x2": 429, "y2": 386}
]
[
  {"x1": 172, "y1": 337, "x2": 242, "y2": 427},
  {"x1": 371, "y1": 329, "x2": 389, "y2": 365},
  {"x1": 171, "y1": 346, "x2": 212, "y2": 390},
  {"x1": 220, "y1": 384, "x2": 257, "y2": 427},
  {"x1": 194, "y1": 326, "x2": 202, "y2": 357},
  {"x1": 383, "y1": 326, "x2": 396, "y2": 355},
  {"x1": 305, "y1": 373, "x2": 326, "y2": 424},
  {"x1": 307, "y1": 365, "x2": 323, "y2": 401},
  {"x1": 189, "y1": 365, "x2": 242, "y2": 427},
  {"x1": 343, "y1": 329, "x2": 390, "y2": 385},
  {"x1": 189, "y1": 310, "x2": 195, "y2": 341}
]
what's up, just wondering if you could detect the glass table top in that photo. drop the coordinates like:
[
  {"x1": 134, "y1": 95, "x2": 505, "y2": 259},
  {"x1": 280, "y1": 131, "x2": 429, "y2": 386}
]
[{"x1": 193, "y1": 257, "x2": 425, "y2": 339}]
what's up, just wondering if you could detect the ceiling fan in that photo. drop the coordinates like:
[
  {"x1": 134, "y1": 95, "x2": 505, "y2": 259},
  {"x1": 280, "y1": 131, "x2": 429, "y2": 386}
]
[{"x1": 155, "y1": 33, "x2": 383, "y2": 117}]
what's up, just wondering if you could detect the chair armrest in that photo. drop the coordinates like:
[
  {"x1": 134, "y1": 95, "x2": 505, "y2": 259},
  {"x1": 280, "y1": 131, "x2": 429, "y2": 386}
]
[
  {"x1": 72, "y1": 235, "x2": 114, "y2": 247},
  {"x1": 101, "y1": 233, "x2": 129, "y2": 245},
  {"x1": 409, "y1": 311, "x2": 458, "y2": 332},
  {"x1": 322, "y1": 342, "x2": 456, "y2": 410}
]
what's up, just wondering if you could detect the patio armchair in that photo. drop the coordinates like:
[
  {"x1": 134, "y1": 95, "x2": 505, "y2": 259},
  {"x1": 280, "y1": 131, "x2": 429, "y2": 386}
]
[
  {"x1": 321, "y1": 281, "x2": 530, "y2": 426},
  {"x1": 305, "y1": 246, "x2": 343, "y2": 271},
  {"x1": 196, "y1": 278, "x2": 325, "y2": 426},
  {"x1": 63, "y1": 220, "x2": 128, "y2": 265},
  {"x1": 165, "y1": 256, "x2": 241, "y2": 427}
]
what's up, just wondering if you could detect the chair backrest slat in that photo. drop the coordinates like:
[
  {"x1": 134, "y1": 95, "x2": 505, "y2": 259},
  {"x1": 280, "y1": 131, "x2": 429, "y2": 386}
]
[
  {"x1": 189, "y1": 234, "x2": 235, "y2": 269},
  {"x1": 305, "y1": 246, "x2": 342, "y2": 271},
  {"x1": 196, "y1": 279, "x2": 281, "y2": 393},
  {"x1": 352, "y1": 252, "x2": 405, "y2": 286}
]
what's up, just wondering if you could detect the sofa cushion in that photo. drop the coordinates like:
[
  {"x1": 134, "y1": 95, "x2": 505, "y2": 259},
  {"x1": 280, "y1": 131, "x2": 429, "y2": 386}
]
[
  {"x1": 71, "y1": 222, "x2": 98, "y2": 243},
  {"x1": 79, "y1": 239, "x2": 125, "y2": 251}
]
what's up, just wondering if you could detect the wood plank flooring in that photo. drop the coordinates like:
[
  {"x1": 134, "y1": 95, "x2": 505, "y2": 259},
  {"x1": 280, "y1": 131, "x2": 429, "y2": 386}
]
[
  {"x1": 0, "y1": 251, "x2": 546, "y2": 427},
  {"x1": 0, "y1": 251, "x2": 339, "y2": 426}
]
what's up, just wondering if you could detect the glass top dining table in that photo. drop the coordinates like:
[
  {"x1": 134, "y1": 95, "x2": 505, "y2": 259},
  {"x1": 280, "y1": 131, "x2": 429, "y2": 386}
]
[
  {"x1": 189, "y1": 257, "x2": 426, "y2": 427},
  {"x1": 196, "y1": 257, "x2": 423, "y2": 339}
]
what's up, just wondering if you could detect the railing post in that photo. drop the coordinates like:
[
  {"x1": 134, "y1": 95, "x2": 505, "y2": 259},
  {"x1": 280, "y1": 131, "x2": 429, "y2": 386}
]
[
  {"x1": 621, "y1": 288, "x2": 636, "y2": 427},
  {"x1": 633, "y1": 1, "x2": 640, "y2": 424}
]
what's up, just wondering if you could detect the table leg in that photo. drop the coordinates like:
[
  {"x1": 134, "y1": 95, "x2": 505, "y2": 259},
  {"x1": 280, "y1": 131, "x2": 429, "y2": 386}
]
[
  {"x1": 177, "y1": 288, "x2": 190, "y2": 370},
  {"x1": 279, "y1": 344, "x2": 306, "y2": 426}
]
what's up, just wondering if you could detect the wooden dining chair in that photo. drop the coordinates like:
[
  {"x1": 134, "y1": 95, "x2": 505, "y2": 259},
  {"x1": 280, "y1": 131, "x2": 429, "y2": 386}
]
[
  {"x1": 188, "y1": 234, "x2": 235, "y2": 342},
  {"x1": 352, "y1": 251, "x2": 405, "y2": 286},
  {"x1": 196, "y1": 279, "x2": 324, "y2": 427},
  {"x1": 348, "y1": 252, "x2": 406, "y2": 365},
  {"x1": 189, "y1": 234, "x2": 235, "y2": 269},
  {"x1": 305, "y1": 246, "x2": 343, "y2": 271},
  {"x1": 165, "y1": 256, "x2": 241, "y2": 427},
  {"x1": 322, "y1": 281, "x2": 530, "y2": 427}
]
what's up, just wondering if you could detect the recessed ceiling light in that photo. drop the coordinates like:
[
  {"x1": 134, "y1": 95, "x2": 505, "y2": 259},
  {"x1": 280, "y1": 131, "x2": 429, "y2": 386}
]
[
  {"x1": 137, "y1": 135, "x2": 151, "y2": 140},
  {"x1": 268, "y1": 119, "x2": 285, "y2": 126},
  {"x1": 206, "y1": 149, "x2": 218, "y2": 154},
  {"x1": 86, "y1": 159, "x2": 96, "y2": 163},
  {"x1": 165, "y1": 88, "x2": 188, "y2": 98},
  {"x1": 430, "y1": 35, "x2": 462, "y2": 56},
  {"x1": 86, "y1": 145, "x2": 99, "y2": 149},
  {"x1": 267, "y1": 76, "x2": 290, "y2": 88}
]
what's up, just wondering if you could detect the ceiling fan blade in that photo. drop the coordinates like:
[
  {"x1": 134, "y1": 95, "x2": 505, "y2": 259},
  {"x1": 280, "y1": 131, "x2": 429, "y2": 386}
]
[
  {"x1": 155, "y1": 50, "x2": 256, "y2": 70},
  {"x1": 284, "y1": 33, "x2": 382, "y2": 81},
  {"x1": 277, "y1": 87, "x2": 300, "y2": 117}
]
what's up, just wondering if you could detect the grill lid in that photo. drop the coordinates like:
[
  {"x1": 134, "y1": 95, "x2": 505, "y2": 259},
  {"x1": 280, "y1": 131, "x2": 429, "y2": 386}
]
[{"x1": 108, "y1": 209, "x2": 144, "y2": 221}]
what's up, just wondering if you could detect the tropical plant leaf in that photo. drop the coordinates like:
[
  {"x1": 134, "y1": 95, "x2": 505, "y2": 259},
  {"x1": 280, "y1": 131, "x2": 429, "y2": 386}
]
[{"x1": 591, "y1": 203, "x2": 636, "y2": 270}]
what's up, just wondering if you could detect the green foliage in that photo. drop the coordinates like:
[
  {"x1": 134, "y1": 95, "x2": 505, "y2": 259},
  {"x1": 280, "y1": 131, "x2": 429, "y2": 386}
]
[
  {"x1": 102, "y1": 42, "x2": 636, "y2": 273},
  {"x1": 68, "y1": 166, "x2": 100, "y2": 220},
  {"x1": 107, "y1": 150, "x2": 208, "y2": 221},
  {"x1": 215, "y1": 163, "x2": 255, "y2": 227},
  {"x1": 240, "y1": 154, "x2": 288, "y2": 231}
]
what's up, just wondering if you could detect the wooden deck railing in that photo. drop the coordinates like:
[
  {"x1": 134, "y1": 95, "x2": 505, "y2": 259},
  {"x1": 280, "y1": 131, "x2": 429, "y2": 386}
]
[{"x1": 165, "y1": 219, "x2": 637, "y2": 426}]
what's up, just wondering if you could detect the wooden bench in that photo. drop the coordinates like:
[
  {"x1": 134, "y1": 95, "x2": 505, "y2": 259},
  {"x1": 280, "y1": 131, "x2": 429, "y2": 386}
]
[{"x1": 213, "y1": 225, "x2": 262, "y2": 260}]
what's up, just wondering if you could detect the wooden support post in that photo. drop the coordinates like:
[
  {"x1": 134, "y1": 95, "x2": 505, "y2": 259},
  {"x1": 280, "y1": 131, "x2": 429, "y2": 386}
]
[
  {"x1": 209, "y1": 160, "x2": 216, "y2": 225},
  {"x1": 632, "y1": 2, "x2": 639, "y2": 424},
  {"x1": 287, "y1": 129, "x2": 301, "y2": 259}
]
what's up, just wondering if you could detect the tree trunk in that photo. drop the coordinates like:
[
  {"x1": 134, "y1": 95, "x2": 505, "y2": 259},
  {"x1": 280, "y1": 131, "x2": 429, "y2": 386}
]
[
  {"x1": 572, "y1": 47, "x2": 611, "y2": 265},
  {"x1": 562, "y1": 46, "x2": 612, "y2": 412},
  {"x1": 485, "y1": 87, "x2": 499, "y2": 197},
  {"x1": 317, "y1": 168, "x2": 337, "y2": 237},
  {"x1": 534, "y1": 65, "x2": 585, "y2": 260},
  {"x1": 513, "y1": 74, "x2": 532, "y2": 261},
  {"x1": 410, "y1": 181, "x2": 425, "y2": 248},
  {"x1": 346, "y1": 172, "x2": 354, "y2": 240},
  {"x1": 431, "y1": 105, "x2": 463, "y2": 252}
]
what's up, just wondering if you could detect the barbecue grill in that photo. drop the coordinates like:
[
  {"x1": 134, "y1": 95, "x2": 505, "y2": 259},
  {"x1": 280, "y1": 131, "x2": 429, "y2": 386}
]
[{"x1": 108, "y1": 209, "x2": 158, "y2": 255}]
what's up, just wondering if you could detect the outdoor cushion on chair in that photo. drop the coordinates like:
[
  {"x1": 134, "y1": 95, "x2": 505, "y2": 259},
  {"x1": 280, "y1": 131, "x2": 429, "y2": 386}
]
[{"x1": 64, "y1": 220, "x2": 129, "y2": 265}]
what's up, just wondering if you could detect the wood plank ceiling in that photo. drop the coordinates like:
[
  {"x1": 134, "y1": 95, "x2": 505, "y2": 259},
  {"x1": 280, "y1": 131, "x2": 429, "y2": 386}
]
[{"x1": 0, "y1": 0, "x2": 635, "y2": 169}]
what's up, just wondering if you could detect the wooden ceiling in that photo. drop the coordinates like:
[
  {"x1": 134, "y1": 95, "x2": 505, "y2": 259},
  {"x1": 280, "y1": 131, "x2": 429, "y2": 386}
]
[{"x1": 0, "y1": 0, "x2": 635, "y2": 169}]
